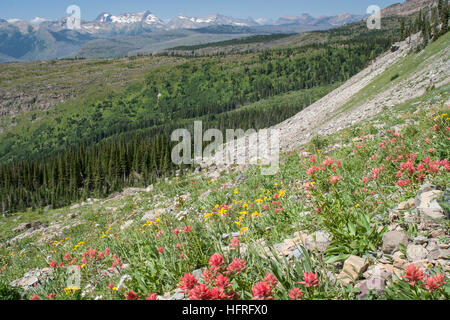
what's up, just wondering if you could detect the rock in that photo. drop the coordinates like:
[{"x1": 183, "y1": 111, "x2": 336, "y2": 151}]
[
  {"x1": 146, "y1": 185, "x2": 154, "y2": 192},
  {"x1": 426, "y1": 241, "x2": 439, "y2": 251},
  {"x1": 406, "y1": 244, "x2": 428, "y2": 261},
  {"x1": 337, "y1": 255, "x2": 369, "y2": 285},
  {"x1": 192, "y1": 269, "x2": 203, "y2": 280},
  {"x1": 10, "y1": 268, "x2": 53, "y2": 290},
  {"x1": 382, "y1": 230, "x2": 409, "y2": 254},
  {"x1": 120, "y1": 220, "x2": 133, "y2": 231},
  {"x1": 410, "y1": 259, "x2": 429, "y2": 269},
  {"x1": 235, "y1": 174, "x2": 248, "y2": 182},
  {"x1": 357, "y1": 276, "x2": 385, "y2": 299},
  {"x1": 30, "y1": 221, "x2": 42, "y2": 229},
  {"x1": 304, "y1": 231, "x2": 332, "y2": 252},
  {"x1": 221, "y1": 232, "x2": 241, "y2": 239},
  {"x1": 13, "y1": 222, "x2": 31, "y2": 233},
  {"x1": 392, "y1": 251, "x2": 408, "y2": 268},
  {"x1": 70, "y1": 203, "x2": 80, "y2": 210},
  {"x1": 427, "y1": 249, "x2": 450, "y2": 260},
  {"x1": 364, "y1": 263, "x2": 403, "y2": 280},
  {"x1": 397, "y1": 198, "x2": 414, "y2": 210},
  {"x1": 170, "y1": 289, "x2": 186, "y2": 300},
  {"x1": 416, "y1": 189, "x2": 445, "y2": 220},
  {"x1": 175, "y1": 210, "x2": 188, "y2": 221},
  {"x1": 326, "y1": 271, "x2": 336, "y2": 282},
  {"x1": 208, "y1": 171, "x2": 221, "y2": 179},
  {"x1": 413, "y1": 236, "x2": 428, "y2": 244},
  {"x1": 421, "y1": 207, "x2": 446, "y2": 220},
  {"x1": 431, "y1": 229, "x2": 446, "y2": 238},
  {"x1": 141, "y1": 209, "x2": 165, "y2": 222},
  {"x1": 292, "y1": 248, "x2": 305, "y2": 260}
]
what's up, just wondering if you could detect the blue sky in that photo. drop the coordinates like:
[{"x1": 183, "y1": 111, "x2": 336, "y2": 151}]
[{"x1": 1, "y1": 0, "x2": 401, "y2": 21}]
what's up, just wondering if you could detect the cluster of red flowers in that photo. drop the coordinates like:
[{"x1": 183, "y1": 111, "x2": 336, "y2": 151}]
[
  {"x1": 49, "y1": 247, "x2": 114, "y2": 270},
  {"x1": 251, "y1": 273, "x2": 278, "y2": 300},
  {"x1": 403, "y1": 264, "x2": 447, "y2": 292},
  {"x1": 122, "y1": 290, "x2": 159, "y2": 300},
  {"x1": 306, "y1": 156, "x2": 341, "y2": 175},
  {"x1": 179, "y1": 253, "x2": 246, "y2": 300}
]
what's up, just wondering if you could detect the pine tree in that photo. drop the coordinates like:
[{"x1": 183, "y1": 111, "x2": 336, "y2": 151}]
[
  {"x1": 400, "y1": 17, "x2": 406, "y2": 41},
  {"x1": 441, "y1": 0, "x2": 449, "y2": 35}
]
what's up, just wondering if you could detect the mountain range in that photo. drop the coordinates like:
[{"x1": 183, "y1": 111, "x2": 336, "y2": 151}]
[{"x1": 0, "y1": 1, "x2": 435, "y2": 63}]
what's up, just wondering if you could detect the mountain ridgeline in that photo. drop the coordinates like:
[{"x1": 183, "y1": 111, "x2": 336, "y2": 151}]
[{"x1": 1, "y1": 8, "x2": 445, "y2": 214}]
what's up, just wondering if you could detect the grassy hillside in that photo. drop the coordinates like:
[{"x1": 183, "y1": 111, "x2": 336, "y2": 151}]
[{"x1": 0, "y1": 82, "x2": 447, "y2": 300}]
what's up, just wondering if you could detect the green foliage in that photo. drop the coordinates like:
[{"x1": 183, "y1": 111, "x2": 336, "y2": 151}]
[{"x1": 0, "y1": 280, "x2": 21, "y2": 300}]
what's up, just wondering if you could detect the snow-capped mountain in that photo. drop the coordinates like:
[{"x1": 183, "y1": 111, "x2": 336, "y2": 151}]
[
  {"x1": 275, "y1": 13, "x2": 363, "y2": 27},
  {"x1": 1, "y1": 10, "x2": 366, "y2": 35},
  {"x1": 94, "y1": 10, "x2": 165, "y2": 27},
  {"x1": 30, "y1": 17, "x2": 48, "y2": 25},
  {"x1": 0, "y1": 9, "x2": 368, "y2": 63},
  {"x1": 167, "y1": 13, "x2": 258, "y2": 30}
]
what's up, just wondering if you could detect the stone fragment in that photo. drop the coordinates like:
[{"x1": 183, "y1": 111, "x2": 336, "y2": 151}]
[
  {"x1": 382, "y1": 230, "x2": 409, "y2": 253},
  {"x1": 406, "y1": 244, "x2": 428, "y2": 261},
  {"x1": 337, "y1": 255, "x2": 369, "y2": 285},
  {"x1": 304, "y1": 231, "x2": 332, "y2": 252}
]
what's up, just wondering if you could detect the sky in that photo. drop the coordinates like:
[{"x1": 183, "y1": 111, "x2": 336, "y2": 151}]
[{"x1": 1, "y1": 0, "x2": 402, "y2": 21}]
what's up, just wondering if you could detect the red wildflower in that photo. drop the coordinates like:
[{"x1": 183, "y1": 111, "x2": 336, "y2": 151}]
[
  {"x1": 202, "y1": 269, "x2": 214, "y2": 285},
  {"x1": 88, "y1": 248, "x2": 97, "y2": 259},
  {"x1": 183, "y1": 225, "x2": 192, "y2": 233},
  {"x1": 424, "y1": 274, "x2": 446, "y2": 292},
  {"x1": 329, "y1": 176, "x2": 342, "y2": 184},
  {"x1": 179, "y1": 273, "x2": 198, "y2": 291},
  {"x1": 403, "y1": 264, "x2": 424, "y2": 286},
  {"x1": 230, "y1": 237, "x2": 240, "y2": 249},
  {"x1": 215, "y1": 274, "x2": 231, "y2": 289},
  {"x1": 188, "y1": 284, "x2": 211, "y2": 300},
  {"x1": 298, "y1": 272, "x2": 320, "y2": 288},
  {"x1": 31, "y1": 294, "x2": 39, "y2": 300},
  {"x1": 145, "y1": 293, "x2": 158, "y2": 300},
  {"x1": 173, "y1": 228, "x2": 180, "y2": 235},
  {"x1": 47, "y1": 293, "x2": 56, "y2": 299},
  {"x1": 157, "y1": 247, "x2": 164, "y2": 254},
  {"x1": 306, "y1": 166, "x2": 319, "y2": 176},
  {"x1": 124, "y1": 291, "x2": 140, "y2": 300},
  {"x1": 209, "y1": 287, "x2": 228, "y2": 300},
  {"x1": 49, "y1": 260, "x2": 57, "y2": 268},
  {"x1": 251, "y1": 282, "x2": 274, "y2": 300},
  {"x1": 227, "y1": 258, "x2": 246, "y2": 274},
  {"x1": 288, "y1": 288, "x2": 304, "y2": 300},
  {"x1": 209, "y1": 253, "x2": 224, "y2": 270},
  {"x1": 264, "y1": 273, "x2": 278, "y2": 289}
]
